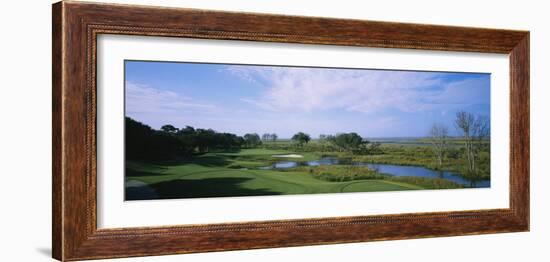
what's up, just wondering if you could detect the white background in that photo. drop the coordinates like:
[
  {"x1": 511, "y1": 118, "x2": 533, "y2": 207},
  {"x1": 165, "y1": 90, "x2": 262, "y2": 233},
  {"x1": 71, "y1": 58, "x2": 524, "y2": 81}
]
[
  {"x1": 98, "y1": 35, "x2": 509, "y2": 228},
  {"x1": 0, "y1": 0, "x2": 547, "y2": 261}
]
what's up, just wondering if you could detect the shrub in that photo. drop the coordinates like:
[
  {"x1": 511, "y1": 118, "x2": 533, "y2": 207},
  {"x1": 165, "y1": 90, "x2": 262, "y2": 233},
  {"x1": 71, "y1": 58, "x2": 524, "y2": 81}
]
[{"x1": 289, "y1": 165, "x2": 388, "y2": 182}]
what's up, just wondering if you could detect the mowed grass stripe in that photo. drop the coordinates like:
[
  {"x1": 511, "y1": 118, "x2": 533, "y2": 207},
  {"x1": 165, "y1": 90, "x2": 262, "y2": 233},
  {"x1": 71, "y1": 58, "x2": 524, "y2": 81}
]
[
  {"x1": 339, "y1": 180, "x2": 419, "y2": 193},
  {"x1": 125, "y1": 148, "x2": 427, "y2": 200}
]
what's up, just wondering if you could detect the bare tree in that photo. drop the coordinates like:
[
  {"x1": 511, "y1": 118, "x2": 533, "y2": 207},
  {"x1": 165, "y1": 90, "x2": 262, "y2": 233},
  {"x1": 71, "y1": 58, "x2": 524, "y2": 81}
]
[
  {"x1": 455, "y1": 111, "x2": 490, "y2": 176},
  {"x1": 428, "y1": 123, "x2": 449, "y2": 168}
]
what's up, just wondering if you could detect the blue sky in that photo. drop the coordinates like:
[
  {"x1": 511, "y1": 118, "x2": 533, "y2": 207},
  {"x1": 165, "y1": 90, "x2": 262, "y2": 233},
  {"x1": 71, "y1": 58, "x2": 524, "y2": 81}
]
[{"x1": 125, "y1": 60, "x2": 490, "y2": 138}]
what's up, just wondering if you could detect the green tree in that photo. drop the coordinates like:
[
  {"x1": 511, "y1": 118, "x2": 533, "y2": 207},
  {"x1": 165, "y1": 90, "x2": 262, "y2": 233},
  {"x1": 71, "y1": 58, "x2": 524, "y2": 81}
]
[
  {"x1": 244, "y1": 133, "x2": 262, "y2": 148},
  {"x1": 126, "y1": 118, "x2": 247, "y2": 159},
  {"x1": 126, "y1": 118, "x2": 180, "y2": 160},
  {"x1": 195, "y1": 128, "x2": 216, "y2": 153},
  {"x1": 291, "y1": 132, "x2": 311, "y2": 147},
  {"x1": 160, "y1": 124, "x2": 178, "y2": 134},
  {"x1": 328, "y1": 132, "x2": 368, "y2": 153}
]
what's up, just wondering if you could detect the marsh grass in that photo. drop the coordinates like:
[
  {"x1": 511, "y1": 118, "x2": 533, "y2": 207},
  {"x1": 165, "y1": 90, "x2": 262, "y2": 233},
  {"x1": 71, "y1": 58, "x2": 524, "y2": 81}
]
[
  {"x1": 285, "y1": 165, "x2": 388, "y2": 182},
  {"x1": 125, "y1": 144, "x2": 480, "y2": 200},
  {"x1": 284, "y1": 165, "x2": 463, "y2": 189}
]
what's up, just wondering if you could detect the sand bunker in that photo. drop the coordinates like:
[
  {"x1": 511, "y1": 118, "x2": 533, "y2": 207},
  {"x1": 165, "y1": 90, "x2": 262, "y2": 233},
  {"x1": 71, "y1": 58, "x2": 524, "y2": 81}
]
[{"x1": 272, "y1": 154, "x2": 304, "y2": 158}]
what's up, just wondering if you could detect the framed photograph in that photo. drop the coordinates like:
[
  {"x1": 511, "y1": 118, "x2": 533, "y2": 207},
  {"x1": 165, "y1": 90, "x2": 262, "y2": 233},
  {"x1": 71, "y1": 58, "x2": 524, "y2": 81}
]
[{"x1": 52, "y1": 1, "x2": 529, "y2": 261}]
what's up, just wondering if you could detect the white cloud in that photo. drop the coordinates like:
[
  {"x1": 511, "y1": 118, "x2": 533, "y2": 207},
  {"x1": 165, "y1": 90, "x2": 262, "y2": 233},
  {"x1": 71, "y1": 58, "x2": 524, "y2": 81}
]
[
  {"x1": 225, "y1": 65, "x2": 487, "y2": 114},
  {"x1": 428, "y1": 77, "x2": 490, "y2": 106},
  {"x1": 125, "y1": 81, "x2": 217, "y2": 115}
]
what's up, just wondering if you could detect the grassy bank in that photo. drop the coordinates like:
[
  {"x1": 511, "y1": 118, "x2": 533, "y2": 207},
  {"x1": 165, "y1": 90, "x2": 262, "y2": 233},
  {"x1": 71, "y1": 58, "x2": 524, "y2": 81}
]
[
  {"x1": 283, "y1": 165, "x2": 462, "y2": 189},
  {"x1": 260, "y1": 140, "x2": 490, "y2": 180},
  {"x1": 125, "y1": 147, "x2": 468, "y2": 200},
  {"x1": 351, "y1": 144, "x2": 490, "y2": 180}
]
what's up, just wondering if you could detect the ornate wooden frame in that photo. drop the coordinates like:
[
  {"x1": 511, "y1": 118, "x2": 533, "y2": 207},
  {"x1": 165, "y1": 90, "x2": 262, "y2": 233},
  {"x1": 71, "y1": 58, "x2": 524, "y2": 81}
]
[{"x1": 52, "y1": 1, "x2": 530, "y2": 261}]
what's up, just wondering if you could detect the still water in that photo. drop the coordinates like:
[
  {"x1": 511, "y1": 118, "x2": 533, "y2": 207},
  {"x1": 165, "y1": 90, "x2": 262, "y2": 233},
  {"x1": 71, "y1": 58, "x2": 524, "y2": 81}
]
[{"x1": 260, "y1": 157, "x2": 490, "y2": 188}]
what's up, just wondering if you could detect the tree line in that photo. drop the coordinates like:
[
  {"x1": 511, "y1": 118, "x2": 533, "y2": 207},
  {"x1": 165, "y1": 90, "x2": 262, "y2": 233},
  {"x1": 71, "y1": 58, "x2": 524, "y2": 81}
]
[
  {"x1": 126, "y1": 117, "x2": 261, "y2": 160},
  {"x1": 126, "y1": 117, "x2": 383, "y2": 160},
  {"x1": 290, "y1": 131, "x2": 381, "y2": 154},
  {"x1": 262, "y1": 133, "x2": 278, "y2": 142}
]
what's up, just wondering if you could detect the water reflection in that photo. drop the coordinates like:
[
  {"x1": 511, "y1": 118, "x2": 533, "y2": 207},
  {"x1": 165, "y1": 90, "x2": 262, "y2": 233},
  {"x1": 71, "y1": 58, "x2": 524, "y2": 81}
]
[{"x1": 261, "y1": 157, "x2": 490, "y2": 188}]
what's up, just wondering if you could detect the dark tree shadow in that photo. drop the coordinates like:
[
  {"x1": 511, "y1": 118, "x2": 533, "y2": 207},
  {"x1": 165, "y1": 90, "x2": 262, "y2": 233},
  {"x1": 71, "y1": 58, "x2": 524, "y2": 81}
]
[
  {"x1": 191, "y1": 155, "x2": 232, "y2": 167},
  {"x1": 126, "y1": 177, "x2": 281, "y2": 200},
  {"x1": 147, "y1": 154, "x2": 231, "y2": 168},
  {"x1": 125, "y1": 180, "x2": 159, "y2": 200},
  {"x1": 126, "y1": 155, "x2": 234, "y2": 178},
  {"x1": 125, "y1": 169, "x2": 164, "y2": 177}
]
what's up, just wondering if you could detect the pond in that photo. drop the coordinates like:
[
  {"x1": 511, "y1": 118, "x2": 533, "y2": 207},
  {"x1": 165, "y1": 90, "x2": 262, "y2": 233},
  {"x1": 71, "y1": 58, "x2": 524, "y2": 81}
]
[{"x1": 260, "y1": 157, "x2": 489, "y2": 188}]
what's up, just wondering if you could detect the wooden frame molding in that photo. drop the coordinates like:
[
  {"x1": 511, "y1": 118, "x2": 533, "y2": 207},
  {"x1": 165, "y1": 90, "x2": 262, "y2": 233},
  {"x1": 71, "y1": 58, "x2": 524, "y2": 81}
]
[{"x1": 52, "y1": 1, "x2": 529, "y2": 261}]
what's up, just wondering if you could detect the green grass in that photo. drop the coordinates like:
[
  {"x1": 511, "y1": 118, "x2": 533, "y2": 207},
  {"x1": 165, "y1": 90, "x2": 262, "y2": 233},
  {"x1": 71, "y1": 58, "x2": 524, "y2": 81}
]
[
  {"x1": 125, "y1": 146, "x2": 475, "y2": 200},
  {"x1": 261, "y1": 140, "x2": 490, "y2": 180},
  {"x1": 342, "y1": 180, "x2": 424, "y2": 191},
  {"x1": 285, "y1": 165, "x2": 388, "y2": 182},
  {"x1": 283, "y1": 164, "x2": 462, "y2": 189},
  {"x1": 349, "y1": 144, "x2": 490, "y2": 179},
  {"x1": 126, "y1": 161, "x2": 419, "y2": 200},
  {"x1": 215, "y1": 148, "x2": 320, "y2": 168},
  {"x1": 216, "y1": 148, "x2": 289, "y2": 156},
  {"x1": 386, "y1": 176, "x2": 463, "y2": 189},
  {"x1": 125, "y1": 148, "x2": 425, "y2": 200}
]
